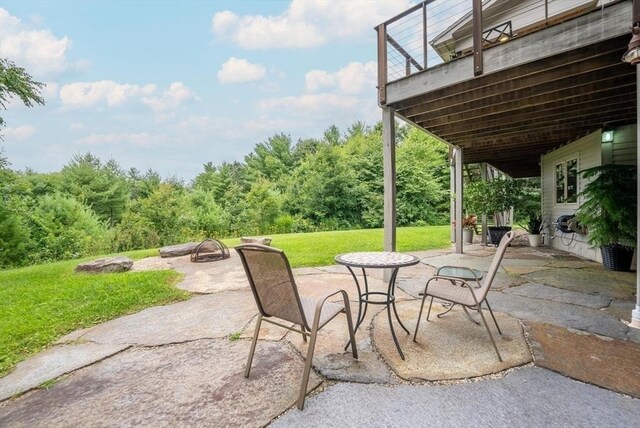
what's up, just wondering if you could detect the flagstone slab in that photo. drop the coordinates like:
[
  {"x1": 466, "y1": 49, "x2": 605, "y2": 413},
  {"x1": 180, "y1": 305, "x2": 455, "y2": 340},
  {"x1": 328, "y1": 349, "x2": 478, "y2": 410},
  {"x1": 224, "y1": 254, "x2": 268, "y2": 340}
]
[
  {"x1": 373, "y1": 300, "x2": 531, "y2": 381},
  {"x1": 0, "y1": 340, "x2": 321, "y2": 427},
  {"x1": 57, "y1": 291, "x2": 257, "y2": 346},
  {"x1": 503, "y1": 283, "x2": 612, "y2": 309},
  {"x1": 528, "y1": 322, "x2": 640, "y2": 398},
  {"x1": 420, "y1": 254, "x2": 496, "y2": 272},
  {"x1": 524, "y1": 267, "x2": 636, "y2": 300},
  {"x1": 0, "y1": 343, "x2": 128, "y2": 402},
  {"x1": 488, "y1": 292, "x2": 640, "y2": 343}
]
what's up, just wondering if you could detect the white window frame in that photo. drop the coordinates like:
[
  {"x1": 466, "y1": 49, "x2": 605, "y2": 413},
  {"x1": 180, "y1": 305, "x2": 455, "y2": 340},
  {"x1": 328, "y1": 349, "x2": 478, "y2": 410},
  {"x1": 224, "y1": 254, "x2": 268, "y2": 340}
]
[{"x1": 554, "y1": 156, "x2": 579, "y2": 206}]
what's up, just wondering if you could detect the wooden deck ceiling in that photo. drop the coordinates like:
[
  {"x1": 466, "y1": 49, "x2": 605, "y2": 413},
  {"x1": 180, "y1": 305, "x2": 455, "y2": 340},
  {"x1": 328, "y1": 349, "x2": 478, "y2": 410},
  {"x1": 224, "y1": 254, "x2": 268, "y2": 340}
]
[{"x1": 385, "y1": 5, "x2": 636, "y2": 178}]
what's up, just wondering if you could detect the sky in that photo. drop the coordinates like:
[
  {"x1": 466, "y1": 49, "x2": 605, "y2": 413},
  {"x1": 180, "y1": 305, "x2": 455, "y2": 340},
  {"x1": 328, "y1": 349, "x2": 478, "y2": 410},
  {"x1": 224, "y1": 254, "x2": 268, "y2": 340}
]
[{"x1": 0, "y1": 0, "x2": 420, "y2": 181}]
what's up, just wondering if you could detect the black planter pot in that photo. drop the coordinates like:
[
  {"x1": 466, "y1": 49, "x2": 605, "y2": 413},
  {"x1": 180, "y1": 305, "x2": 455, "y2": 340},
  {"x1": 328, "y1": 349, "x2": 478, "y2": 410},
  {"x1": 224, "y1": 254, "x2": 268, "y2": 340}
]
[
  {"x1": 600, "y1": 244, "x2": 634, "y2": 271},
  {"x1": 488, "y1": 226, "x2": 512, "y2": 246}
]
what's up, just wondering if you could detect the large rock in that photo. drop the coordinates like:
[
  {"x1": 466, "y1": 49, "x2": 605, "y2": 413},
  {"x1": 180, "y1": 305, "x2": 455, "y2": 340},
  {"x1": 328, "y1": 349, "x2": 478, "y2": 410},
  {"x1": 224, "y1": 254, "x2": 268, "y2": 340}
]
[
  {"x1": 75, "y1": 256, "x2": 133, "y2": 273},
  {"x1": 159, "y1": 242, "x2": 200, "y2": 258},
  {"x1": 240, "y1": 236, "x2": 272, "y2": 246}
]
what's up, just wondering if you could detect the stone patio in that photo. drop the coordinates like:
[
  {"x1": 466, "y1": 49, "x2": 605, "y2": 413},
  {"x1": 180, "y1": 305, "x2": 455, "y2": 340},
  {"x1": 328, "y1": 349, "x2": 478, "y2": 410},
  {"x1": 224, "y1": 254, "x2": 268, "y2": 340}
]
[{"x1": 1, "y1": 242, "x2": 639, "y2": 426}]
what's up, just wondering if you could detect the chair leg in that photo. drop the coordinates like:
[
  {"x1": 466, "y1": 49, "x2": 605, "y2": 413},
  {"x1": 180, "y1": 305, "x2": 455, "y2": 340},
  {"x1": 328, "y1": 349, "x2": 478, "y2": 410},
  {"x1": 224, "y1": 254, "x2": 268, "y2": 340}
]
[
  {"x1": 413, "y1": 294, "x2": 430, "y2": 342},
  {"x1": 476, "y1": 307, "x2": 503, "y2": 362},
  {"x1": 426, "y1": 296, "x2": 434, "y2": 322},
  {"x1": 343, "y1": 296, "x2": 358, "y2": 359},
  {"x1": 297, "y1": 321, "x2": 320, "y2": 410},
  {"x1": 300, "y1": 324, "x2": 308, "y2": 342},
  {"x1": 245, "y1": 314, "x2": 262, "y2": 378},
  {"x1": 484, "y1": 300, "x2": 502, "y2": 335}
]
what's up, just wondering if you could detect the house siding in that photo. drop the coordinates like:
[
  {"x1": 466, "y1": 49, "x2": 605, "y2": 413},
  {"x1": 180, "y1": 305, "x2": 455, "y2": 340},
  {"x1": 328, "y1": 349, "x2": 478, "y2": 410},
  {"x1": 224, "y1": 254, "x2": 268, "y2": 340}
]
[
  {"x1": 541, "y1": 130, "x2": 601, "y2": 261},
  {"x1": 541, "y1": 125, "x2": 637, "y2": 261}
]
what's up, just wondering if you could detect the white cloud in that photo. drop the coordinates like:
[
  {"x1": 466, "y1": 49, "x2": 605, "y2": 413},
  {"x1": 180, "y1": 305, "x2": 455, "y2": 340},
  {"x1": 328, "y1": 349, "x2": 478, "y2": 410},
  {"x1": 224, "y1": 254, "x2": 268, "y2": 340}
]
[
  {"x1": 142, "y1": 82, "x2": 197, "y2": 112},
  {"x1": 78, "y1": 132, "x2": 168, "y2": 148},
  {"x1": 60, "y1": 80, "x2": 156, "y2": 107},
  {"x1": 69, "y1": 122, "x2": 84, "y2": 130},
  {"x1": 259, "y1": 93, "x2": 361, "y2": 115},
  {"x1": 217, "y1": 57, "x2": 266, "y2": 84},
  {"x1": 212, "y1": 0, "x2": 412, "y2": 50},
  {"x1": 305, "y1": 61, "x2": 376, "y2": 94},
  {"x1": 3, "y1": 125, "x2": 36, "y2": 140},
  {"x1": 0, "y1": 8, "x2": 74, "y2": 77}
]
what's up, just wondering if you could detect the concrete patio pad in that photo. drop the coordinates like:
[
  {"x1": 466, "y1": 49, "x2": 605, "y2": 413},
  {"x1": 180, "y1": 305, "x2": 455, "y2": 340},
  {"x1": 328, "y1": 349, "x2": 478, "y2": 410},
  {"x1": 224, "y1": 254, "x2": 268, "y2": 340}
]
[
  {"x1": 373, "y1": 300, "x2": 531, "y2": 380},
  {"x1": 272, "y1": 367, "x2": 640, "y2": 427},
  {"x1": 0, "y1": 339, "x2": 321, "y2": 428}
]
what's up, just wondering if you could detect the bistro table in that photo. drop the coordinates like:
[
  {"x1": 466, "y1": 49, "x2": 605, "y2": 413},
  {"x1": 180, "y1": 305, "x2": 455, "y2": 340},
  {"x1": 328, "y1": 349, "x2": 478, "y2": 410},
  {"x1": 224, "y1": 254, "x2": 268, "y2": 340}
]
[
  {"x1": 335, "y1": 252, "x2": 419, "y2": 360},
  {"x1": 421, "y1": 261, "x2": 484, "y2": 323}
]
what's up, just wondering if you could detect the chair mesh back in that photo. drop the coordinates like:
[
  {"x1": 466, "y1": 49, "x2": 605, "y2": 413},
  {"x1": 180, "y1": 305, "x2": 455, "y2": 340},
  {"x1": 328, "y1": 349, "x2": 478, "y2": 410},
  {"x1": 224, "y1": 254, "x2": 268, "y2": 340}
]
[
  {"x1": 477, "y1": 231, "x2": 515, "y2": 299},
  {"x1": 236, "y1": 245, "x2": 307, "y2": 328}
]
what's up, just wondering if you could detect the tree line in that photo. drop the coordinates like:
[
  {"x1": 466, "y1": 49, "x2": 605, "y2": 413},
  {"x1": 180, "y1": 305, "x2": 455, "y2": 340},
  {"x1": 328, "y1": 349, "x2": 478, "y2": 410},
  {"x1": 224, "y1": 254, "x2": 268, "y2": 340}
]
[{"x1": 0, "y1": 122, "x2": 451, "y2": 268}]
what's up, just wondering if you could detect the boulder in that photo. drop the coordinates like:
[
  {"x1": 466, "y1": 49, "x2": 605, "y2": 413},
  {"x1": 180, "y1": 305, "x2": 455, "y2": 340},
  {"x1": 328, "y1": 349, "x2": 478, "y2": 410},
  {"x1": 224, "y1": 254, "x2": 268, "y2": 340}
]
[
  {"x1": 240, "y1": 236, "x2": 272, "y2": 246},
  {"x1": 159, "y1": 242, "x2": 200, "y2": 258},
  {"x1": 75, "y1": 256, "x2": 133, "y2": 274}
]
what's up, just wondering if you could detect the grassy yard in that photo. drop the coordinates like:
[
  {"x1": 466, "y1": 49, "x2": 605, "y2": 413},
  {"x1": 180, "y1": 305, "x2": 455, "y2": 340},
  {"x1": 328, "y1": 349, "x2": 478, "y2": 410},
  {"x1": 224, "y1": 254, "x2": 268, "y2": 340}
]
[
  {"x1": 0, "y1": 225, "x2": 450, "y2": 378},
  {"x1": 0, "y1": 258, "x2": 188, "y2": 377},
  {"x1": 223, "y1": 225, "x2": 451, "y2": 267}
]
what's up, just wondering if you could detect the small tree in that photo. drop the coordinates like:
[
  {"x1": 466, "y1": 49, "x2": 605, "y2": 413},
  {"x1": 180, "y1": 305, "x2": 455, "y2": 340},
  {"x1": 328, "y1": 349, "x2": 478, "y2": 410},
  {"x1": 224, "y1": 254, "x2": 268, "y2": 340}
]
[
  {"x1": 465, "y1": 178, "x2": 525, "y2": 227},
  {"x1": 0, "y1": 59, "x2": 45, "y2": 132}
]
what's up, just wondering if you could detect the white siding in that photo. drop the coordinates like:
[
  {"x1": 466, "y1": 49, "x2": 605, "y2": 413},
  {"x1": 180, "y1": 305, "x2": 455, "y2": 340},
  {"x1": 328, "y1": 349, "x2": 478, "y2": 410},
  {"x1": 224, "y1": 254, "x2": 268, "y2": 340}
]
[
  {"x1": 611, "y1": 124, "x2": 638, "y2": 166},
  {"x1": 541, "y1": 131, "x2": 601, "y2": 261}
]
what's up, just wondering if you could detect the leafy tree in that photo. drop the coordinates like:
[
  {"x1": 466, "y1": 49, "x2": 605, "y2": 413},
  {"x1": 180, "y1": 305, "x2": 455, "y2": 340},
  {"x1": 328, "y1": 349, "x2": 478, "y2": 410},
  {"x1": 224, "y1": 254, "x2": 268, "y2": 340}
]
[
  {"x1": 29, "y1": 193, "x2": 109, "y2": 261},
  {"x1": 189, "y1": 189, "x2": 230, "y2": 238},
  {"x1": 292, "y1": 137, "x2": 321, "y2": 166},
  {"x1": 245, "y1": 133, "x2": 294, "y2": 183},
  {"x1": 396, "y1": 129, "x2": 449, "y2": 225},
  {"x1": 0, "y1": 59, "x2": 45, "y2": 132},
  {"x1": 112, "y1": 207, "x2": 160, "y2": 251},
  {"x1": 287, "y1": 145, "x2": 364, "y2": 229},
  {"x1": 323, "y1": 124, "x2": 342, "y2": 146},
  {"x1": 138, "y1": 183, "x2": 196, "y2": 245},
  {"x1": 193, "y1": 161, "x2": 248, "y2": 205},
  {"x1": 245, "y1": 178, "x2": 283, "y2": 234},
  {"x1": 127, "y1": 167, "x2": 161, "y2": 200},
  {"x1": 60, "y1": 153, "x2": 130, "y2": 224}
]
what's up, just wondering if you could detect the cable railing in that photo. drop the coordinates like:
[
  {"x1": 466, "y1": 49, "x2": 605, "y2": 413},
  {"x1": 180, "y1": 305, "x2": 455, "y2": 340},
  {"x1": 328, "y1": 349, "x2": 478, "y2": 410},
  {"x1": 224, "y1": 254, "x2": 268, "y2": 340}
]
[{"x1": 375, "y1": 0, "x2": 616, "y2": 105}]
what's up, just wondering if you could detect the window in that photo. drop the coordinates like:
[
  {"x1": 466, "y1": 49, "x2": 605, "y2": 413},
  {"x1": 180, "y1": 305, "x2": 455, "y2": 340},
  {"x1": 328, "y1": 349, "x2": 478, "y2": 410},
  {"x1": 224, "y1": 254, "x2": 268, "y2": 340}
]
[{"x1": 555, "y1": 158, "x2": 578, "y2": 204}]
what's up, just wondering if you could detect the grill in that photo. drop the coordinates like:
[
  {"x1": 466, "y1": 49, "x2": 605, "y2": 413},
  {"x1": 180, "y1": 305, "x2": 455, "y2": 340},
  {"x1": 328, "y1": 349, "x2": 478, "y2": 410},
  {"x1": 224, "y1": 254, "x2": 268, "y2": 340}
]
[{"x1": 190, "y1": 239, "x2": 230, "y2": 263}]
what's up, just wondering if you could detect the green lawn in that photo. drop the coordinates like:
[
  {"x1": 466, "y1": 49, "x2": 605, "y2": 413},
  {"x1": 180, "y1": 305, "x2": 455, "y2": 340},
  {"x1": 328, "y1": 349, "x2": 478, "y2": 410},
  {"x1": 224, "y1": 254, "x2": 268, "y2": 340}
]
[
  {"x1": 223, "y1": 225, "x2": 451, "y2": 267},
  {"x1": 0, "y1": 258, "x2": 188, "y2": 377},
  {"x1": 0, "y1": 225, "x2": 450, "y2": 378}
]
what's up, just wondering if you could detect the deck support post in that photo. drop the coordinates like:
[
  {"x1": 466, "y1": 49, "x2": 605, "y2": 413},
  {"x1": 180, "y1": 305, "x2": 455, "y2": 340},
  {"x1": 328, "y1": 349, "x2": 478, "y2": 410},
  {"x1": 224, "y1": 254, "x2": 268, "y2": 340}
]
[
  {"x1": 633, "y1": 65, "x2": 640, "y2": 329},
  {"x1": 480, "y1": 162, "x2": 488, "y2": 245},
  {"x1": 450, "y1": 148, "x2": 456, "y2": 243},
  {"x1": 382, "y1": 107, "x2": 396, "y2": 282},
  {"x1": 454, "y1": 147, "x2": 464, "y2": 253}
]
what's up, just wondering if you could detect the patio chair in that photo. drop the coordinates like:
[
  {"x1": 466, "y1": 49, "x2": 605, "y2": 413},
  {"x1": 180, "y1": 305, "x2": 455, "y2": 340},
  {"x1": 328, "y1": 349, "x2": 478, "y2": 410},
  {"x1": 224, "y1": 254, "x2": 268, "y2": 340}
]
[
  {"x1": 413, "y1": 231, "x2": 515, "y2": 362},
  {"x1": 235, "y1": 244, "x2": 358, "y2": 410}
]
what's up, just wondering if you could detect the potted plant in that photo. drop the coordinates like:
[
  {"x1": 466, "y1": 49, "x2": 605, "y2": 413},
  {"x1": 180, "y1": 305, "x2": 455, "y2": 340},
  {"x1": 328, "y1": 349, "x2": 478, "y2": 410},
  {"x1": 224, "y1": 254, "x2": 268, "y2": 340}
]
[
  {"x1": 466, "y1": 178, "x2": 525, "y2": 246},
  {"x1": 575, "y1": 164, "x2": 636, "y2": 271},
  {"x1": 462, "y1": 214, "x2": 477, "y2": 244},
  {"x1": 522, "y1": 212, "x2": 543, "y2": 247}
]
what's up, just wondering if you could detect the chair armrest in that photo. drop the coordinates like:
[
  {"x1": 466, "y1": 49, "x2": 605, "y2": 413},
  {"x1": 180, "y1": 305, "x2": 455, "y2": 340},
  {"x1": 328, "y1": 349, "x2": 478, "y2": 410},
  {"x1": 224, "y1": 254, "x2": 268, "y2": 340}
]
[{"x1": 425, "y1": 275, "x2": 481, "y2": 306}]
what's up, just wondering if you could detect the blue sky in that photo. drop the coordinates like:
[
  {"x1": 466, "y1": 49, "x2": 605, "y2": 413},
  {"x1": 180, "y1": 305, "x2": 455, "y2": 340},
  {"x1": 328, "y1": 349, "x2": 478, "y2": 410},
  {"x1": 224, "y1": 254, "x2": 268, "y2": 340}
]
[{"x1": 0, "y1": 0, "x2": 417, "y2": 180}]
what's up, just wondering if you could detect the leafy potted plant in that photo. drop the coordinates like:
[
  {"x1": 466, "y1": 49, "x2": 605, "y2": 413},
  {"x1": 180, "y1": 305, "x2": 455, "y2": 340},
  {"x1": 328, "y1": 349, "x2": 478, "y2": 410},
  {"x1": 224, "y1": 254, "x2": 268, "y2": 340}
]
[
  {"x1": 575, "y1": 164, "x2": 636, "y2": 271},
  {"x1": 462, "y1": 214, "x2": 477, "y2": 244},
  {"x1": 466, "y1": 178, "x2": 525, "y2": 246},
  {"x1": 522, "y1": 212, "x2": 543, "y2": 247}
]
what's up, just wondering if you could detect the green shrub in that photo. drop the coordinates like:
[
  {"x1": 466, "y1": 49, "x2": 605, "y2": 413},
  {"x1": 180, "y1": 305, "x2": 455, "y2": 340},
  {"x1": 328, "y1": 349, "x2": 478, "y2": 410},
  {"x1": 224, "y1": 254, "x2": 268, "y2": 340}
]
[{"x1": 29, "y1": 193, "x2": 109, "y2": 261}]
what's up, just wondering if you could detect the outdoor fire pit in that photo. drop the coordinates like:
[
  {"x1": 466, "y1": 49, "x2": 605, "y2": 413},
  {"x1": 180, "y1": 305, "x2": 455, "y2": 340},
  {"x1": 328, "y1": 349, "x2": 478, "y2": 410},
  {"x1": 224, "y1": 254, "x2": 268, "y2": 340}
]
[{"x1": 190, "y1": 239, "x2": 230, "y2": 263}]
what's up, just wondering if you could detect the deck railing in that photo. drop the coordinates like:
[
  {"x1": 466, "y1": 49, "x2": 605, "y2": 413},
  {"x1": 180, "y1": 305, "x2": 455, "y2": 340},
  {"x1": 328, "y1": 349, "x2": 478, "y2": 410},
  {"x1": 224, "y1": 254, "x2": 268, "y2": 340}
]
[{"x1": 375, "y1": 0, "x2": 612, "y2": 106}]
